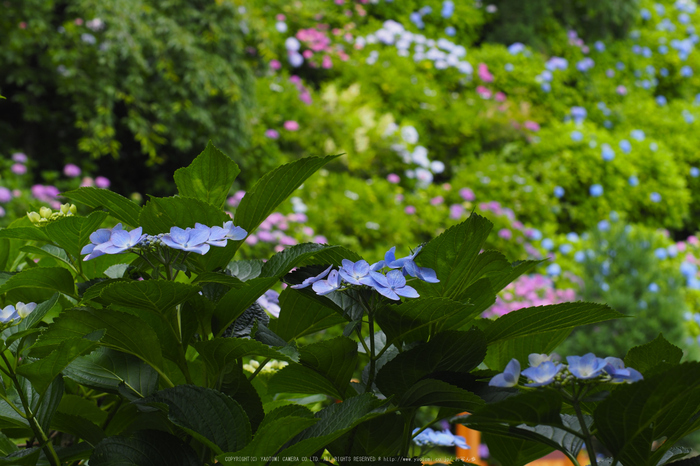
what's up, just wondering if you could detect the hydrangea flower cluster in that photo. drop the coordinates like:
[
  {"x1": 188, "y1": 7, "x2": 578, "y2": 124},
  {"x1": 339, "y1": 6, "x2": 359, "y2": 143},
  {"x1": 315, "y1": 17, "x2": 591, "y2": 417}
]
[
  {"x1": 412, "y1": 427, "x2": 468, "y2": 449},
  {"x1": 0, "y1": 302, "x2": 36, "y2": 326},
  {"x1": 484, "y1": 274, "x2": 577, "y2": 318},
  {"x1": 489, "y1": 352, "x2": 643, "y2": 389},
  {"x1": 81, "y1": 221, "x2": 247, "y2": 261},
  {"x1": 292, "y1": 246, "x2": 438, "y2": 300},
  {"x1": 27, "y1": 204, "x2": 77, "y2": 226}
]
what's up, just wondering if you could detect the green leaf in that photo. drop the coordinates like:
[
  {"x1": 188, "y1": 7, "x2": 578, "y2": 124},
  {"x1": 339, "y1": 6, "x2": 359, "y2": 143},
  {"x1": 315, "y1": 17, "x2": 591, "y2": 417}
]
[
  {"x1": 0, "y1": 432, "x2": 18, "y2": 455},
  {"x1": 57, "y1": 394, "x2": 109, "y2": 426},
  {"x1": 194, "y1": 338, "x2": 294, "y2": 383},
  {"x1": 483, "y1": 302, "x2": 623, "y2": 345},
  {"x1": 51, "y1": 412, "x2": 105, "y2": 446},
  {"x1": 99, "y1": 280, "x2": 201, "y2": 314},
  {"x1": 624, "y1": 334, "x2": 683, "y2": 376},
  {"x1": 376, "y1": 297, "x2": 474, "y2": 346},
  {"x1": 212, "y1": 276, "x2": 279, "y2": 336},
  {"x1": 270, "y1": 288, "x2": 346, "y2": 341},
  {"x1": 218, "y1": 365, "x2": 265, "y2": 432},
  {"x1": 327, "y1": 413, "x2": 404, "y2": 457},
  {"x1": 0, "y1": 447, "x2": 41, "y2": 466},
  {"x1": 482, "y1": 431, "x2": 554, "y2": 466},
  {"x1": 268, "y1": 336, "x2": 357, "y2": 399},
  {"x1": 191, "y1": 272, "x2": 244, "y2": 288},
  {"x1": 465, "y1": 390, "x2": 564, "y2": 427},
  {"x1": 220, "y1": 416, "x2": 318, "y2": 464},
  {"x1": 595, "y1": 361, "x2": 700, "y2": 466},
  {"x1": 63, "y1": 187, "x2": 142, "y2": 227},
  {"x1": 0, "y1": 227, "x2": 51, "y2": 242},
  {"x1": 33, "y1": 375, "x2": 65, "y2": 433},
  {"x1": 19, "y1": 293, "x2": 58, "y2": 330},
  {"x1": 399, "y1": 379, "x2": 484, "y2": 411},
  {"x1": 64, "y1": 348, "x2": 158, "y2": 398},
  {"x1": 135, "y1": 385, "x2": 251, "y2": 454},
  {"x1": 0, "y1": 267, "x2": 75, "y2": 300},
  {"x1": 484, "y1": 329, "x2": 572, "y2": 372},
  {"x1": 226, "y1": 260, "x2": 264, "y2": 281},
  {"x1": 260, "y1": 243, "x2": 344, "y2": 278},
  {"x1": 44, "y1": 212, "x2": 110, "y2": 258},
  {"x1": 17, "y1": 332, "x2": 102, "y2": 396},
  {"x1": 20, "y1": 244, "x2": 73, "y2": 269},
  {"x1": 173, "y1": 141, "x2": 241, "y2": 209},
  {"x1": 234, "y1": 155, "x2": 340, "y2": 246},
  {"x1": 139, "y1": 196, "x2": 231, "y2": 235},
  {"x1": 90, "y1": 430, "x2": 201, "y2": 465},
  {"x1": 375, "y1": 329, "x2": 487, "y2": 399},
  {"x1": 32, "y1": 308, "x2": 164, "y2": 379}
]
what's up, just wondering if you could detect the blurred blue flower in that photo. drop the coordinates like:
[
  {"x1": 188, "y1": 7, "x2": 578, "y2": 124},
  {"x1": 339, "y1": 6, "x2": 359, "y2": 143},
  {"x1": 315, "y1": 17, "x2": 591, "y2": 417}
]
[
  {"x1": 654, "y1": 248, "x2": 668, "y2": 260},
  {"x1": 660, "y1": 67, "x2": 669, "y2": 76},
  {"x1": 648, "y1": 282, "x2": 660, "y2": 293},
  {"x1": 598, "y1": 220, "x2": 611, "y2": 231},
  {"x1": 656, "y1": 95, "x2": 668, "y2": 106},
  {"x1": 650, "y1": 192, "x2": 662, "y2": 203},
  {"x1": 603, "y1": 357, "x2": 643, "y2": 383},
  {"x1": 691, "y1": 167, "x2": 700, "y2": 177},
  {"x1": 594, "y1": 41, "x2": 605, "y2": 52},
  {"x1": 609, "y1": 210, "x2": 620, "y2": 221},
  {"x1": 619, "y1": 139, "x2": 632, "y2": 153},
  {"x1": 630, "y1": 129, "x2": 645, "y2": 141},
  {"x1": 601, "y1": 145, "x2": 615, "y2": 161},
  {"x1": 649, "y1": 142, "x2": 658, "y2": 151},
  {"x1": 681, "y1": 65, "x2": 694, "y2": 77},
  {"x1": 419, "y1": 5, "x2": 432, "y2": 15},
  {"x1": 574, "y1": 251, "x2": 586, "y2": 262},
  {"x1": 559, "y1": 244, "x2": 573, "y2": 255},
  {"x1": 521, "y1": 361, "x2": 562, "y2": 387},
  {"x1": 667, "y1": 244, "x2": 678, "y2": 257},
  {"x1": 628, "y1": 175, "x2": 639, "y2": 186},
  {"x1": 505, "y1": 63, "x2": 514, "y2": 72},
  {"x1": 590, "y1": 184, "x2": 604, "y2": 197},
  {"x1": 570, "y1": 131, "x2": 583, "y2": 142},
  {"x1": 604, "y1": 120, "x2": 613, "y2": 128},
  {"x1": 640, "y1": 8, "x2": 651, "y2": 20},
  {"x1": 680, "y1": 261, "x2": 697, "y2": 277},
  {"x1": 567, "y1": 353, "x2": 608, "y2": 379},
  {"x1": 541, "y1": 238, "x2": 554, "y2": 250},
  {"x1": 571, "y1": 106, "x2": 587, "y2": 123},
  {"x1": 554, "y1": 186, "x2": 565, "y2": 198},
  {"x1": 601, "y1": 282, "x2": 610, "y2": 291},
  {"x1": 445, "y1": 26, "x2": 456, "y2": 36},
  {"x1": 441, "y1": 0, "x2": 454, "y2": 18},
  {"x1": 576, "y1": 58, "x2": 595, "y2": 72},
  {"x1": 541, "y1": 82, "x2": 551, "y2": 92},
  {"x1": 489, "y1": 359, "x2": 521, "y2": 387},
  {"x1": 546, "y1": 263, "x2": 561, "y2": 276},
  {"x1": 566, "y1": 232, "x2": 580, "y2": 242},
  {"x1": 508, "y1": 42, "x2": 525, "y2": 55},
  {"x1": 679, "y1": 13, "x2": 691, "y2": 24},
  {"x1": 616, "y1": 61, "x2": 625, "y2": 70}
]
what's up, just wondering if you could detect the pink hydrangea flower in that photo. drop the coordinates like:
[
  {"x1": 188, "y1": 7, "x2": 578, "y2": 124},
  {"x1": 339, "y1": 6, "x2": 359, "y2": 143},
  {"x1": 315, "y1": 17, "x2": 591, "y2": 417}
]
[
  {"x1": 478, "y1": 63, "x2": 494, "y2": 82},
  {"x1": 81, "y1": 177, "x2": 94, "y2": 187},
  {"x1": 12, "y1": 153, "x2": 27, "y2": 163},
  {"x1": 430, "y1": 196, "x2": 444, "y2": 206},
  {"x1": 11, "y1": 164, "x2": 26, "y2": 175},
  {"x1": 495, "y1": 92, "x2": 506, "y2": 102},
  {"x1": 63, "y1": 164, "x2": 81, "y2": 177},
  {"x1": 405, "y1": 205, "x2": 416, "y2": 215},
  {"x1": 524, "y1": 121, "x2": 540, "y2": 132},
  {"x1": 270, "y1": 60, "x2": 282, "y2": 70},
  {"x1": 476, "y1": 86, "x2": 492, "y2": 99},
  {"x1": 498, "y1": 228, "x2": 512, "y2": 240},
  {"x1": 265, "y1": 129, "x2": 280, "y2": 139},
  {"x1": 459, "y1": 188, "x2": 475, "y2": 201},
  {"x1": 284, "y1": 120, "x2": 300, "y2": 131},
  {"x1": 616, "y1": 85, "x2": 627, "y2": 95},
  {"x1": 387, "y1": 173, "x2": 400, "y2": 183},
  {"x1": 95, "y1": 176, "x2": 110, "y2": 188}
]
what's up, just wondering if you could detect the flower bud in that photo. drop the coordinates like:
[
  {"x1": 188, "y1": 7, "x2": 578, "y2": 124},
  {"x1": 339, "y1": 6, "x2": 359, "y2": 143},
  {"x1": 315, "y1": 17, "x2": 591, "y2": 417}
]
[
  {"x1": 70, "y1": 204, "x2": 78, "y2": 215},
  {"x1": 27, "y1": 212, "x2": 41, "y2": 223},
  {"x1": 40, "y1": 207, "x2": 52, "y2": 219},
  {"x1": 60, "y1": 203, "x2": 70, "y2": 215}
]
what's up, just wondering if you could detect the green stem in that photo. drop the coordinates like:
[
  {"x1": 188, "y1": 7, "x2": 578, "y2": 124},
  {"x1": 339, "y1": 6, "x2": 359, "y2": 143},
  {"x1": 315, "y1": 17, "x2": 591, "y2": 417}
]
[
  {"x1": 247, "y1": 357, "x2": 272, "y2": 382},
  {"x1": 366, "y1": 311, "x2": 376, "y2": 393},
  {"x1": 0, "y1": 352, "x2": 60, "y2": 466},
  {"x1": 572, "y1": 383, "x2": 597, "y2": 466},
  {"x1": 399, "y1": 410, "x2": 417, "y2": 457}
]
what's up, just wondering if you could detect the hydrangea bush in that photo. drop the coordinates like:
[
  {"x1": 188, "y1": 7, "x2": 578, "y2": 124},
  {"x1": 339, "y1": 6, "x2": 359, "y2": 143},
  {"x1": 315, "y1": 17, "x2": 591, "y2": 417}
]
[{"x1": 0, "y1": 144, "x2": 698, "y2": 465}]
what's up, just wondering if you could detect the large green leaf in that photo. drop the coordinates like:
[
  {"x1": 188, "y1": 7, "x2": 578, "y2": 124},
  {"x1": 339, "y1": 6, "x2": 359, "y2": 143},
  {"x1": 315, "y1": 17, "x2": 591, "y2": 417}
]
[
  {"x1": 173, "y1": 141, "x2": 241, "y2": 209},
  {"x1": 465, "y1": 390, "x2": 564, "y2": 427},
  {"x1": 327, "y1": 412, "x2": 404, "y2": 457},
  {"x1": 0, "y1": 448, "x2": 41, "y2": 466},
  {"x1": 0, "y1": 227, "x2": 51, "y2": 242},
  {"x1": 624, "y1": 333, "x2": 683, "y2": 376},
  {"x1": 194, "y1": 338, "x2": 294, "y2": 384},
  {"x1": 399, "y1": 379, "x2": 484, "y2": 411},
  {"x1": 32, "y1": 308, "x2": 164, "y2": 380},
  {"x1": 595, "y1": 362, "x2": 700, "y2": 466},
  {"x1": 268, "y1": 337, "x2": 357, "y2": 400},
  {"x1": 51, "y1": 412, "x2": 105, "y2": 446},
  {"x1": 20, "y1": 244, "x2": 73, "y2": 270},
  {"x1": 139, "y1": 196, "x2": 231, "y2": 235},
  {"x1": 17, "y1": 332, "x2": 102, "y2": 396},
  {"x1": 234, "y1": 155, "x2": 340, "y2": 244},
  {"x1": 260, "y1": 243, "x2": 343, "y2": 278},
  {"x1": 212, "y1": 276, "x2": 279, "y2": 337},
  {"x1": 376, "y1": 297, "x2": 474, "y2": 346},
  {"x1": 19, "y1": 293, "x2": 59, "y2": 331},
  {"x1": 32, "y1": 375, "x2": 65, "y2": 434},
  {"x1": 482, "y1": 431, "x2": 554, "y2": 466},
  {"x1": 90, "y1": 430, "x2": 201, "y2": 465},
  {"x1": 63, "y1": 187, "x2": 143, "y2": 228},
  {"x1": 375, "y1": 329, "x2": 487, "y2": 399},
  {"x1": 484, "y1": 329, "x2": 572, "y2": 371},
  {"x1": 136, "y1": 385, "x2": 251, "y2": 454},
  {"x1": 99, "y1": 280, "x2": 201, "y2": 314},
  {"x1": 0, "y1": 266, "x2": 75, "y2": 300},
  {"x1": 44, "y1": 212, "x2": 109, "y2": 258},
  {"x1": 64, "y1": 348, "x2": 158, "y2": 398},
  {"x1": 483, "y1": 302, "x2": 623, "y2": 344},
  {"x1": 270, "y1": 288, "x2": 346, "y2": 341}
]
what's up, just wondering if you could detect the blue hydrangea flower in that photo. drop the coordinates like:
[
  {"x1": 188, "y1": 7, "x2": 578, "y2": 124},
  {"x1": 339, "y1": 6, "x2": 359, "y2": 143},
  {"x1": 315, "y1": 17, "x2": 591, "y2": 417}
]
[
  {"x1": 15, "y1": 302, "x2": 36, "y2": 318},
  {"x1": 680, "y1": 261, "x2": 697, "y2": 277},
  {"x1": 206, "y1": 221, "x2": 247, "y2": 247},
  {"x1": 648, "y1": 282, "x2": 659, "y2": 293},
  {"x1": 660, "y1": 67, "x2": 669, "y2": 76},
  {"x1": 504, "y1": 63, "x2": 514, "y2": 72},
  {"x1": 366, "y1": 270, "x2": 419, "y2": 300},
  {"x1": 567, "y1": 353, "x2": 608, "y2": 379},
  {"x1": 601, "y1": 145, "x2": 615, "y2": 161},
  {"x1": 541, "y1": 82, "x2": 551, "y2": 92},
  {"x1": 100, "y1": 227, "x2": 146, "y2": 255},
  {"x1": 619, "y1": 140, "x2": 632, "y2": 154},
  {"x1": 630, "y1": 130, "x2": 645, "y2": 141},
  {"x1": 566, "y1": 232, "x2": 579, "y2": 242},
  {"x1": 541, "y1": 238, "x2": 554, "y2": 250},
  {"x1": 691, "y1": 167, "x2": 700, "y2": 177},
  {"x1": 650, "y1": 192, "x2": 662, "y2": 203},
  {"x1": 383, "y1": 246, "x2": 439, "y2": 283},
  {"x1": 521, "y1": 361, "x2": 562, "y2": 387},
  {"x1": 628, "y1": 175, "x2": 639, "y2": 187},
  {"x1": 291, "y1": 265, "x2": 333, "y2": 289},
  {"x1": 0, "y1": 305, "x2": 20, "y2": 324},
  {"x1": 445, "y1": 26, "x2": 456, "y2": 36},
  {"x1": 603, "y1": 357, "x2": 643, "y2": 383},
  {"x1": 508, "y1": 43, "x2": 525, "y2": 55},
  {"x1": 554, "y1": 186, "x2": 565, "y2": 198},
  {"x1": 441, "y1": 0, "x2": 454, "y2": 18},
  {"x1": 570, "y1": 131, "x2": 583, "y2": 142},
  {"x1": 594, "y1": 41, "x2": 605, "y2": 52},
  {"x1": 82, "y1": 223, "x2": 124, "y2": 260},
  {"x1": 546, "y1": 263, "x2": 561, "y2": 276},
  {"x1": 603, "y1": 120, "x2": 613, "y2": 129},
  {"x1": 681, "y1": 65, "x2": 694, "y2": 77},
  {"x1": 161, "y1": 226, "x2": 210, "y2": 255},
  {"x1": 590, "y1": 184, "x2": 604, "y2": 197},
  {"x1": 574, "y1": 251, "x2": 585, "y2": 262},
  {"x1": 654, "y1": 248, "x2": 668, "y2": 260},
  {"x1": 571, "y1": 106, "x2": 587, "y2": 123},
  {"x1": 559, "y1": 244, "x2": 573, "y2": 255},
  {"x1": 640, "y1": 8, "x2": 651, "y2": 20},
  {"x1": 339, "y1": 259, "x2": 371, "y2": 285},
  {"x1": 598, "y1": 220, "x2": 610, "y2": 231},
  {"x1": 489, "y1": 359, "x2": 521, "y2": 387},
  {"x1": 656, "y1": 95, "x2": 668, "y2": 106},
  {"x1": 312, "y1": 269, "x2": 343, "y2": 295}
]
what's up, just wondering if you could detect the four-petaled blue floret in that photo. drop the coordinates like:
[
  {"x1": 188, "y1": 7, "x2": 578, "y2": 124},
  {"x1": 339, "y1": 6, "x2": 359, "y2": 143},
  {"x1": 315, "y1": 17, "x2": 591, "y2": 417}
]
[
  {"x1": 367, "y1": 270, "x2": 420, "y2": 301},
  {"x1": 522, "y1": 361, "x2": 562, "y2": 387},
  {"x1": 161, "y1": 225, "x2": 212, "y2": 255},
  {"x1": 567, "y1": 353, "x2": 608, "y2": 379},
  {"x1": 81, "y1": 223, "x2": 124, "y2": 260},
  {"x1": 312, "y1": 269, "x2": 343, "y2": 295},
  {"x1": 603, "y1": 357, "x2": 643, "y2": 383},
  {"x1": 291, "y1": 265, "x2": 333, "y2": 290},
  {"x1": 489, "y1": 359, "x2": 521, "y2": 387},
  {"x1": 339, "y1": 259, "x2": 371, "y2": 285}
]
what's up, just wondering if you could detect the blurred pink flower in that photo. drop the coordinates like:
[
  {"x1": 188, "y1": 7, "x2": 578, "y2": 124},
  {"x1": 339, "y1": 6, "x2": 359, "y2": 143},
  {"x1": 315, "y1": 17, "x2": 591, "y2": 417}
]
[
  {"x1": 322, "y1": 55, "x2": 333, "y2": 69},
  {"x1": 63, "y1": 164, "x2": 81, "y2": 177},
  {"x1": 11, "y1": 164, "x2": 26, "y2": 175},
  {"x1": 430, "y1": 196, "x2": 444, "y2": 205},
  {"x1": 245, "y1": 235, "x2": 259, "y2": 245},
  {"x1": 524, "y1": 121, "x2": 540, "y2": 132},
  {"x1": 387, "y1": 173, "x2": 400, "y2": 183},
  {"x1": 498, "y1": 228, "x2": 512, "y2": 240},
  {"x1": 476, "y1": 86, "x2": 492, "y2": 99},
  {"x1": 404, "y1": 205, "x2": 416, "y2": 215},
  {"x1": 284, "y1": 120, "x2": 300, "y2": 131},
  {"x1": 616, "y1": 85, "x2": 627, "y2": 95},
  {"x1": 95, "y1": 176, "x2": 110, "y2": 188},
  {"x1": 81, "y1": 177, "x2": 94, "y2": 187},
  {"x1": 270, "y1": 60, "x2": 282, "y2": 70},
  {"x1": 314, "y1": 235, "x2": 328, "y2": 243},
  {"x1": 12, "y1": 153, "x2": 27, "y2": 163},
  {"x1": 265, "y1": 129, "x2": 280, "y2": 139},
  {"x1": 478, "y1": 63, "x2": 494, "y2": 82},
  {"x1": 495, "y1": 92, "x2": 506, "y2": 102},
  {"x1": 459, "y1": 188, "x2": 475, "y2": 201}
]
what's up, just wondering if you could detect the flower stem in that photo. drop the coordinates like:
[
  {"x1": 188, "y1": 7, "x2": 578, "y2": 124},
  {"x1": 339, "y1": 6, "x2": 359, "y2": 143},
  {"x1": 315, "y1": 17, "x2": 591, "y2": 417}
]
[{"x1": 572, "y1": 383, "x2": 597, "y2": 466}]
